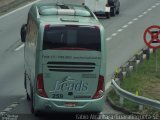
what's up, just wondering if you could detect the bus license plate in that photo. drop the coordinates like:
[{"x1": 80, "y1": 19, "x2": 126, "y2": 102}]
[{"x1": 64, "y1": 102, "x2": 76, "y2": 107}]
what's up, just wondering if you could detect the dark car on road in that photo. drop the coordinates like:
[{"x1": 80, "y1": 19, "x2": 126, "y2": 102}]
[{"x1": 107, "y1": 0, "x2": 120, "y2": 16}]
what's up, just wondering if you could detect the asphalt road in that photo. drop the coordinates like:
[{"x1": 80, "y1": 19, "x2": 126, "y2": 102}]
[{"x1": 0, "y1": 0, "x2": 160, "y2": 119}]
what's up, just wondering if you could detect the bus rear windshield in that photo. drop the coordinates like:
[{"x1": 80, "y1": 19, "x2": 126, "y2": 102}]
[{"x1": 43, "y1": 26, "x2": 101, "y2": 51}]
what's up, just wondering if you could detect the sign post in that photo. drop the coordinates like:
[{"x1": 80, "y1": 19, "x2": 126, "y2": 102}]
[
  {"x1": 143, "y1": 25, "x2": 160, "y2": 72},
  {"x1": 155, "y1": 49, "x2": 158, "y2": 72}
]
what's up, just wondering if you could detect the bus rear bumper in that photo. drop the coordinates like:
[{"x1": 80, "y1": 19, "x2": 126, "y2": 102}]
[{"x1": 34, "y1": 94, "x2": 105, "y2": 113}]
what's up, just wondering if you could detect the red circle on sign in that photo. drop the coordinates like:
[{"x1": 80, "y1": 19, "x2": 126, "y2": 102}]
[{"x1": 143, "y1": 25, "x2": 160, "y2": 49}]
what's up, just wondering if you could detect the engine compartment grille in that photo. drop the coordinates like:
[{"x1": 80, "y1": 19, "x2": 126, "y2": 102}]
[{"x1": 47, "y1": 62, "x2": 96, "y2": 72}]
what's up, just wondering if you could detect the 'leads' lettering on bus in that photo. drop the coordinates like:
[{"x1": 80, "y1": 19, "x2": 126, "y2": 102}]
[{"x1": 54, "y1": 80, "x2": 88, "y2": 92}]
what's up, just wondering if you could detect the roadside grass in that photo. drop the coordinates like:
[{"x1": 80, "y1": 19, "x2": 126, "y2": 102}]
[
  {"x1": 108, "y1": 49, "x2": 160, "y2": 115},
  {"x1": 121, "y1": 50, "x2": 160, "y2": 101}
]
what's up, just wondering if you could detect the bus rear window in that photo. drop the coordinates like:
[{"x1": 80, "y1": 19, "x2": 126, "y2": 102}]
[{"x1": 43, "y1": 26, "x2": 101, "y2": 51}]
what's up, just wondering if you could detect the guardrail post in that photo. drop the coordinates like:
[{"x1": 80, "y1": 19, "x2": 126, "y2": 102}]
[
  {"x1": 119, "y1": 96, "x2": 124, "y2": 105},
  {"x1": 136, "y1": 91, "x2": 144, "y2": 111},
  {"x1": 121, "y1": 62, "x2": 130, "y2": 79},
  {"x1": 128, "y1": 56, "x2": 136, "y2": 71},
  {"x1": 143, "y1": 48, "x2": 150, "y2": 60},
  {"x1": 153, "y1": 48, "x2": 156, "y2": 54},
  {"x1": 135, "y1": 51, "x2": 143, "y2": 64},
  {"x1": 114, "y1": 68, "x2": 123, "y2": 81},
  {"x1": 139, "y1": 104, "x2": 143, "y2": 111},
  {"x1": 121, "y1": 66, "x2": 127, "y2": 78},
  {"x1": 115, "y1": 78, "x2": 120, "y2": 86}
]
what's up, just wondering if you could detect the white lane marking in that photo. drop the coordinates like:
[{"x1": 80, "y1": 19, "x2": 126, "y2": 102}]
[
  {"x1": 128, "y1": 21, "x2": 133, "y2": 25},
  {"x1": 147, "y1": 8, "x2": 152, "y2": 11},
  {"x1": 151, "y1": 5, "x2": 156, "y2": 8},
  {"x1": 9, "y1": 103, "x2": 19, "y2": 108},
  {"x1": 20, "y1": 96, "x2": 26, "y2": 100},
  {"x1": 111, "y1": 33, "x2": 117, "y2": 37},
  {"x1": 14, "y1": 44, "x2": 24, "y2": 51},
  {"x1": 0, "y1": 0, "x2": 41, "y2": 19},
  {"x1": 122, "y1": 25, "x2": 128, "y2": 28},
  {"x1": 117, "y1": 29, "x2": 123, "y2": 32},
  {"x1": 13, "y1": 102, "x2": 19, "y2": 104},
  {"x1": 155, "y1": 3, "x2": 160, "y2": 6},
  {"x1": 106, "y1": 37, "x2": 112, "y2": 41},
  {"x1": 3, "y1": 107, "x2": 12, "y2": 112},
  {"x1": 133, "y1": 18, "x2": 138, "y2": 21},
  {"x1": 1, "y1": 102, "x2": 20, "y2": 113},
  {"x1": 0, "y1": 111, "x2": 6, "y2": 116},
  {"x1": 142, "y1": 11, "x2": 147, "y2": 15},
  {"x1": 138, "y1": 14, "x2": 143, "y2": 18}
]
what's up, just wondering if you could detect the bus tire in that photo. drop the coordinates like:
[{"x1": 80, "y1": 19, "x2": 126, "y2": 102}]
[
  {"x1": 25, "y1": 72, "x2": 30, "y2": 101},
  {"x1": 27, "y1": 93, "x2": 30, "y2": 101},
  {"x1": 31, "y1": 88, "x2": 35, "y2": 114},
  {"x1": 30, "y1": 88, "x2": 40, "y2": 116},
  {"x1": 24, "y1": 72, "x2": 26, "y2": 89}
]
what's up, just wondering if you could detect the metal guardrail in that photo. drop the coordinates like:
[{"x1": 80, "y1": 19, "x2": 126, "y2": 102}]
[{"x1": 111, "y1": 79, "x2": 160, "y2": 110}]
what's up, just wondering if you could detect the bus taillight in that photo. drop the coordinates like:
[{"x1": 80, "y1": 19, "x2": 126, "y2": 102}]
[
  {"x1": 92, "y1": 75, "x2": 104, "y2": 99},
  {"x1": 45, "y1": 24, "x2": 50, "y2": 30},
  {"x1": 37, "y1": 74, "x2": 48, "y2": 98}
]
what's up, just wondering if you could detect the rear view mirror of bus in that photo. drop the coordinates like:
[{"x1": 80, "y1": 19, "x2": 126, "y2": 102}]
[{"x1": 20, "y1": 24, "x2": 27, "y2": 42}]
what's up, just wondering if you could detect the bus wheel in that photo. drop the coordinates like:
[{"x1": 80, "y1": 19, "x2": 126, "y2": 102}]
[
  {"x1": 31, "y1": 88, "x2": 34, "y2": 114},
  {"x1": 24, "y1": 72, "x2": 26, "y2": 89},
  {"x1": 30, "y1": 89, "x2": 40, "y2": 116},
  {"x1": 27, "y1": 93, "x2": 30, "y2": 101},
  {"x1": 24, "y1": 72, "x2": 30, "y2": 101}
]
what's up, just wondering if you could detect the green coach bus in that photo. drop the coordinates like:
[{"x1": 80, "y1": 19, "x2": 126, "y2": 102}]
[{"x1": 20, "y1": 2, "x2": 107, "y2": 115}]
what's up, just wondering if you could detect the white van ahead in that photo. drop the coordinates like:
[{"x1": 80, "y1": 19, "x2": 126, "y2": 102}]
[{"x1": 84, "y1": 0, "x2": 111, "y2": 18}]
